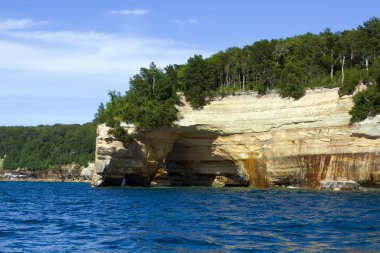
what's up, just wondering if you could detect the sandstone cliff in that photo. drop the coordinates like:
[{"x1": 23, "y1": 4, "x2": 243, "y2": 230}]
[{"x1": 92, "y1": 88, "x2": 380, "y2": 189}]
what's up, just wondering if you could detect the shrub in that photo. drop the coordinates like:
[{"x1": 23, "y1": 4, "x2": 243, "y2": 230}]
[
  {"x1": 350, "y1": 83, "x2": 380, "y2": 123},
  {"x1": 107, "y1": 126, "x2": 133, "y2": 147},
  {"x1": 338, "y1": 68, "x2": 363, "y2": 97}
]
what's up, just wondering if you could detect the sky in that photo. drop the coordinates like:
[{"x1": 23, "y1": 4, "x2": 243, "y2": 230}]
[{"x1": 0, "y1": 0, "x2": 380, "y2": 126}]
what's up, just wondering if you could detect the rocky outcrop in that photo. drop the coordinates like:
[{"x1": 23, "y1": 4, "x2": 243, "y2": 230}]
[
  {"x1": 92, "y1": 124, "x2": 178, "y2": 186},
  {"x1": 92, "y1": 88, "x2": 380, "y2": 188},
  {"x1": 320, "y1": 180, "x2": 360, "y2": 190},
  {"x1": 80, "y1": 162, "x2": 94, "y2": 180}
]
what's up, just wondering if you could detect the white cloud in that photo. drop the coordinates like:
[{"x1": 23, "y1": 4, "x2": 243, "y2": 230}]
[
  {"x1": 174, "y1": 18, "x2": 199, "y2": 26},
  {"x1": 108, "y1": 9, "x2": 148, "y2": 16},
  {"x1": 0, "y1": 18, "x2": 48, "y2": 31},
  {"x1": 0, "y1": 30, "x2": 206, "y2": 74},
  {"x1": 187, "y1": 19, "x2": 198, "y2": 25}
]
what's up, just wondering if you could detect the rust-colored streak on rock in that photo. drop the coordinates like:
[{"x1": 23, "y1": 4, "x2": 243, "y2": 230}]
[
  {"x1": 244, "y1": 153, "x2": 268, "y2": 188},
  {"x1": 245, "y1": 153, "x2": 256, "y2": 187},
  {"x1": 295, "y1": 153, "x2": 379, "y2": 188}
]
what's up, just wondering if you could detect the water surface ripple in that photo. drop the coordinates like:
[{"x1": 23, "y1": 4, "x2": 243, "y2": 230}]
[{"x1": 0, "y1": 182, "x2": 379, "y2": 252}]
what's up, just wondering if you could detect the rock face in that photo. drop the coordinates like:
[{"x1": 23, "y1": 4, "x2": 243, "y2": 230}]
[
  {"x1": 320, "y1": 180, "x2": 360, "y2": 190},
  {"x1": 92, "y1": 124, "x2": 178, "y2": 186},
  {"x1": 92, "y1": 88, "x2": 380, "y2": 188},
  {"x1": 80, "y1": 162, "x2": 94, "y2": 180}
]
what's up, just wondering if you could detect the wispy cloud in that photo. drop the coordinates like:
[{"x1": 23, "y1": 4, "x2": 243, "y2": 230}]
[
  {"x1": 0, "y1": 30, "x2": 204, "y2": 74},
  {"x1": 108, "y1": 9, "x2": 148, "y2": 16},
  {"x1": 174, "y1": 18, "x2": 199, "y2": 26},
  {"x1": 0, "y1": 18, "x2": 48, "y2": 31},
  {"x1": 0, "y1": 26, "x2": 209, "y2": 100}
]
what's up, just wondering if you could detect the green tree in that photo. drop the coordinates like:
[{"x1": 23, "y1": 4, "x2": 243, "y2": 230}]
[
  {"x1": 277, "y1": 56, "x2": 306, "y2": 99},
  {"x1": 320, "y1": 28, "x2": 339, "y2": 81},
  {"x1": 182, "y1": 54, "x2": 216, "y2": 108}
]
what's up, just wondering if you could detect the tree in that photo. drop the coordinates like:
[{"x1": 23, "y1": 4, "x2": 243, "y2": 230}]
[
  {"x1": 182, "y1": 54, "x2": 216, "y2": 108},
  {"x1": 320, "y1": 28, "x2": 339, "y2": 81},
  {"x1": 249, "y1": 40, "x2": 276, "y2": 95},
  {"x1": 165, "y1": 64, "x2": 180, "y2": 93},
  {"x1": 277, "y1": 56, "x2": 306, "y2": 99},
  {"x1": 93, "y1": 102, "x2": 106, "y2": 124},
  {"x1": 208, "y1": 51, "x2": 225, "y2": 87},
  {"x1": 357, "y1": 17, "x2": 380, "y2": 74},
  {"x1": 139, "y1": 62, "x2": 161, "y2": 97},
  {"x1": 240, "y1": 46, "x2": 250, "y2": 90}
]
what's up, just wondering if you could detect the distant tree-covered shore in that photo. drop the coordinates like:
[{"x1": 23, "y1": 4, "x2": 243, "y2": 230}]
[{"x1": 0, "y1": 123, "x2": 96, "y2": 170}]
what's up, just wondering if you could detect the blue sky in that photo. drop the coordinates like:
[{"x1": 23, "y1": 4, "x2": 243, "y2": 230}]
[{"x1": 0, "y1": 0, "x2": 379, "y2": 126}]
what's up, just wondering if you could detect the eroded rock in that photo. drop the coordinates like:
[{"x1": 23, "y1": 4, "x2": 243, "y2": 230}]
[
  {"x1": 150, "y1": 168, "x2": 170, "y2": 186},
  {"x1": 320, "y1": 180, "x2": 360, "y2": 190},
  {"x1": 80, "y1": 162, "x2": 94, "y2": 180},
  {"x1": 92, "y1": 125, "x2": 178, "y2": 187}
]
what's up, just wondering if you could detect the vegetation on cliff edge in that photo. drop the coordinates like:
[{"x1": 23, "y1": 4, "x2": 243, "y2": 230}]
[{"x1": 349, "y1": 57, "x2": 380, "y2": 123}]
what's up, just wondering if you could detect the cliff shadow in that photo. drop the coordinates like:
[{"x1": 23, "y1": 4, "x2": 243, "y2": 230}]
[{"x1": 165, "y1": 129, "x2": 251, "y2": 187}]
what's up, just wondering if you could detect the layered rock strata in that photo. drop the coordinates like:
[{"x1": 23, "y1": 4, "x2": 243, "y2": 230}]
[{"x1": 92, "y1": 88, "x2": 380, "y2": 188}]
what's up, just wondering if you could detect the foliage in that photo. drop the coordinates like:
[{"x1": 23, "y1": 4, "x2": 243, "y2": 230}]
[
  {"x1": 349, "y1": 83, "x2": 380, "y2": 123},
  {"x1": 217, "y1": 85, "x2": 240, "y2": 98},
  {"x1": 350, "y1": 57, "x2": 380, "y2": 123},
  {"x1": 94, "y1": 91, "x2": 127, "y2": 127},
  {"x1": 107, "y1": 125, "x2": 133, "y2": 146},
  {"x1": 338, "y1": 68, "x2": 365, "y2": 96},
  {"x1": 94, "y1": 62, "x2": 179, "y2": 132},
  {"x1": 0, "y1": 123, "x2": 96, "y2": 170},
  {"x1": 182, "y1": 55, "x2": 216, "y2": 108},
  {"x1": 277, "y1": 57, "x2": 306, "y2": 99}
]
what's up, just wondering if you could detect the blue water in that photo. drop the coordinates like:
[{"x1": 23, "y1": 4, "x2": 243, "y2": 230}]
[{"x1": 0, "y1": 182, "x2": 379, "y2": 252}]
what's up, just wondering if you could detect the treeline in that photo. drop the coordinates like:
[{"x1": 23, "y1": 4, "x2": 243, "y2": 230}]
[
  {"x1": 0, "y1": 123, "x2": 96, "y2": 170},
  {"x1": 96, "y1": 18, "x2": 380, "y2": 132}
]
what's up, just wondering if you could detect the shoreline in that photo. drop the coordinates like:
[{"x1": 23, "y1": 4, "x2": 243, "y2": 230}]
[
  {"x1": 0, "y1": 170, "x2": 91, "y2": 183},
  {"x1": 0, "y1": 178, "x2": 91, "y2": 183},
  {"x1": 1, "y1": 179, "x2": 380, "y2": 192}
]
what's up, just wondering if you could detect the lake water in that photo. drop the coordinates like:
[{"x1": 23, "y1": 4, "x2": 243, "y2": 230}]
[{"x1": 0, "y1": 182, "x2": 379, "y2": 252}]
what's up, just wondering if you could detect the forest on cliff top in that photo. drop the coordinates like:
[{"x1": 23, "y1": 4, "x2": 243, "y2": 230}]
[{"x1": 96, "y1": 17, "x2": 380, "y2": 136}]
